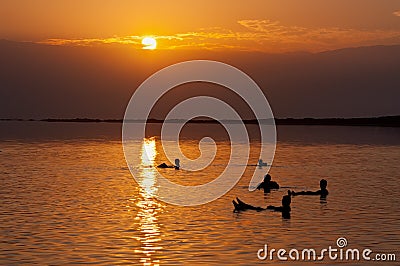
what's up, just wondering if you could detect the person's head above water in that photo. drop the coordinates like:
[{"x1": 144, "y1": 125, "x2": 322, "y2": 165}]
[
  {"x1": 264, "y1": 174, "x2": 271, "y2": 182},
  {"x1": 282, "y1": 195, "x2": 291, "y2": 207},
  {"x1": 320, "y1": 179, "x2": 328, "y2": 189}
]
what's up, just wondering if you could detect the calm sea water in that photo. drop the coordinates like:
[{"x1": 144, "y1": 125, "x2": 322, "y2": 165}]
[{"x1": 1, "y1": 121, "x2": 399, "y2": 265}]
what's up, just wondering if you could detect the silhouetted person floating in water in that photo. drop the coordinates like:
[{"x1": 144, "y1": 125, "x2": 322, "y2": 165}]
[
  {"x1": 266, "y1": 194, "x2": 291, "y2": 219},
  {"x1": 157, "y1": 159, "x2": 180, "y2": 170},
  {"x1": 289, "y1": 179, "x2": 329, "y2": 198},
  {"x1": 232, "y1": 197, "x2": 264, "y2": 211},
  {"x1": 232, "y1": 193, "x2": 291, "y2": 218},
  {"x1": 256, "y1": 174, "x2": 280, "y2": 192}
]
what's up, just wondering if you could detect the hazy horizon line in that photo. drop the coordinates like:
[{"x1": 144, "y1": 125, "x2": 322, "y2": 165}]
[
  {"x1": 1, "y1": 115, "x2": 399, "y2": 128},
  {"x1": 1, "y1": 114, "x2": 400, "y2": 120}
]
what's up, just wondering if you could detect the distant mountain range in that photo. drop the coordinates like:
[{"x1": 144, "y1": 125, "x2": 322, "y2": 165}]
[{"x1": 1, "y1": 40, "x2": 400, "y2": 119}]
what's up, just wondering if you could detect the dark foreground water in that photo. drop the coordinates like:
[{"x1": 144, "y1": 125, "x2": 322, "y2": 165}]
[{"x1": 1, "y1": 122, "x2": 399, "y2": 265}]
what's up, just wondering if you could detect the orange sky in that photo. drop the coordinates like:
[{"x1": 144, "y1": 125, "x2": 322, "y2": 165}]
[{"x1": 1, "y1": 0, "x2": 400, "y2": 52}]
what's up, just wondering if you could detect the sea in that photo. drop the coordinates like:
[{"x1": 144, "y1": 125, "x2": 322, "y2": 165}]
[{"x1": 1, "y1": 121, "x2": 399, "y2": 265}]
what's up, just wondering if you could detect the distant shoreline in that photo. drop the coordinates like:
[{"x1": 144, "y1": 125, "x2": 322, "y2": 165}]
[{"x1": 1, "y1": 116, "x2": 399, "y2": 127}]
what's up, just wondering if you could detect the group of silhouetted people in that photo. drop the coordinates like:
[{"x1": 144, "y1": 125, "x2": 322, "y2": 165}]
[{"x1": 233, "y1": 174, "x2": 329, "y2": 219}]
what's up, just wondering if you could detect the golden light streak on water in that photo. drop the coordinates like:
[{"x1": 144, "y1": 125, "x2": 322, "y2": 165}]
[{"x1": 135, "y1": 137, "x2": 163, "y2": 266}]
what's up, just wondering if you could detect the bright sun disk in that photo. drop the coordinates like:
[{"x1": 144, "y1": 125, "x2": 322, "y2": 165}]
[{"x1": 142, "y1": 37, "x2": 157, "y2": 50}]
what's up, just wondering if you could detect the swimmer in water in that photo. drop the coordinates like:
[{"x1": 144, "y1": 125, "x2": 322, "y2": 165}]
[
  {"x1": 232, "y1": 197, "x2": 265, "y2": 212},
  {"x1": 157, "y1": 159, "x2": 180, "y2": 170},
  {"x1": 233, "y1": 193, "x2": 291, "y2": 218},
  {"x1": 289, "y1": 179, "x2": 329, "y2": 198},
  {"x1": 266, "y1": 194, "x2": 291, "y2": 219},
  {"x1": 256, "y1": 174, "x2": 280, "y2": 192}
]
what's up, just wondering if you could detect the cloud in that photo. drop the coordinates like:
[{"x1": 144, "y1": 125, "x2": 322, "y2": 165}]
[
  {"x1": 237, "y1": 19, "x2": 400, "y2": 51},
  {"x1": 394, "y1": 10, "x2": 400, "y2": 17},
  {"x1": 37, "y1": 20, "x2": 400, "y2": 53},
  {"x1": 39, "y1": 36, "x2": 142, "y2": 46}
]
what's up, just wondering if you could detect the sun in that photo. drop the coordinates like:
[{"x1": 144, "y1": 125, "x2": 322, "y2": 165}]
[{"x1": 142, "y1": 37, "x2": 157, "y2": 50}]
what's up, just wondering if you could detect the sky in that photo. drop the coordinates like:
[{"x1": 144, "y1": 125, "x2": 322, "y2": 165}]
[
  {"x1": 0, "y1": 1, "x2": 399, "y2": 119},
  {"x1": 1, "y1": 0, "x2": 400, "y2": 52}
]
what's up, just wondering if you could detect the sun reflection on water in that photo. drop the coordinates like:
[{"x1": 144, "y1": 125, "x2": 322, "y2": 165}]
[{"x1": 135, "y1": 137, "x2": 163, "y2": 266}]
